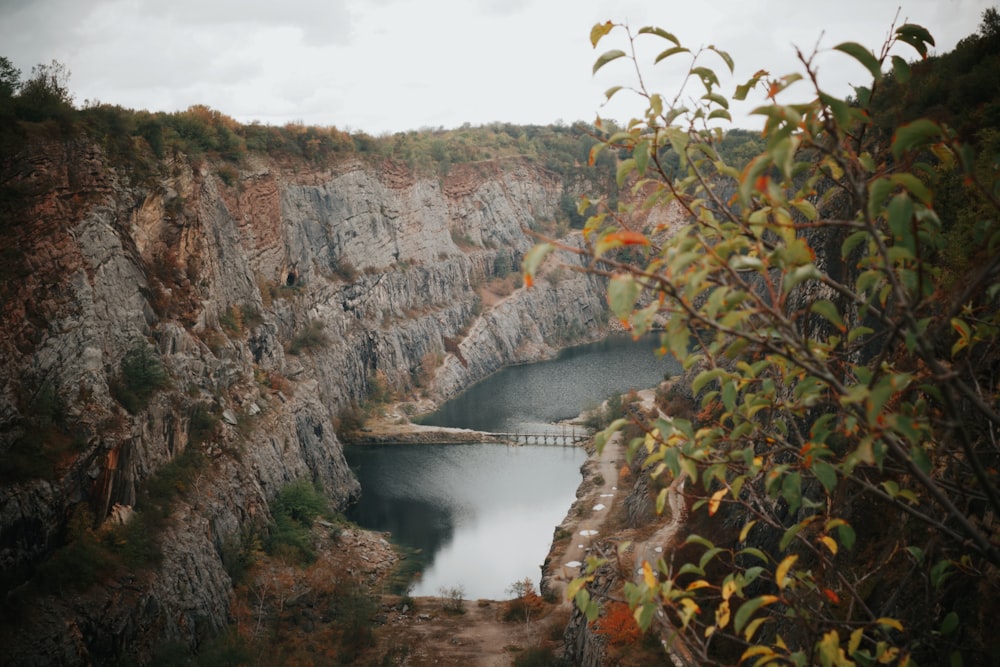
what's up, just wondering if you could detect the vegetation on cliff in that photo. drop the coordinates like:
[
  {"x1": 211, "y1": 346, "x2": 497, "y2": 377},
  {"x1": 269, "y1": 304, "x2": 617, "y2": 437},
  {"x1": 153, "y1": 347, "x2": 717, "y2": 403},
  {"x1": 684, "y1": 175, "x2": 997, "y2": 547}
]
[{"x1": 527, "y1": 9, "x2": 1000, "y2": 666}]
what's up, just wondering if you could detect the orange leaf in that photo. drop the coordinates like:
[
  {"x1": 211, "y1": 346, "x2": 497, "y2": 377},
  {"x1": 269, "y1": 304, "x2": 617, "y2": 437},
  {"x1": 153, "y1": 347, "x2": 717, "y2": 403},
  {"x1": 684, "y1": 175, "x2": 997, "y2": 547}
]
[
  {"x1": 604, "y1": 230, "x2": 650, "y2": 246},
  {"x1": 822, "y1": 588, "x2": 841, "y2": 604},
  {"x1": 524, "y1": 273, "x2": 534, "y2": 288}
]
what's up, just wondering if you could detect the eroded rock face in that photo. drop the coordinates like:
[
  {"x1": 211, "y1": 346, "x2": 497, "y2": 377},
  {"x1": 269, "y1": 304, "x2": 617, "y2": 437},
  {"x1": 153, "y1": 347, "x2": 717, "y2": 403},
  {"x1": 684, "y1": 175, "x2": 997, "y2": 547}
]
[{"x1": 0, "y1": 141, "x2": 608, "y2": 662}]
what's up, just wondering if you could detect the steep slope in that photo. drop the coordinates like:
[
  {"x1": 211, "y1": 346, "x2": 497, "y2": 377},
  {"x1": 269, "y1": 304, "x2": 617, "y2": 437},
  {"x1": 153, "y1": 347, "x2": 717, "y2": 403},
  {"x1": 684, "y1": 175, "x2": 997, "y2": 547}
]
[{"x1": 0, "y1": 136, "x2": 609, "y2": 663}]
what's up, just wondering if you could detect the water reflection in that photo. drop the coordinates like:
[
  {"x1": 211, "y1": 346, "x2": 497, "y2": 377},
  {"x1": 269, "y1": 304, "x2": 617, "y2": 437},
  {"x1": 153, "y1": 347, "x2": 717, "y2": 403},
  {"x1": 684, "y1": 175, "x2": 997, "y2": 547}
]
[{"x1": 345, "y1": 443, "x2": 585, "y2": 599}]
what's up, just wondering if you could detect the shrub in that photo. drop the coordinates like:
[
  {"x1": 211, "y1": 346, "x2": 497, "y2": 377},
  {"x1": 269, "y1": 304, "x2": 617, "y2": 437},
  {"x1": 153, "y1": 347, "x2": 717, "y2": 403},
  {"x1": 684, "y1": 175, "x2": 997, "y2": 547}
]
[
  {"x1": 112, "y1": 342, "x2": 169, "y2": 413},
  {"x1": 593, "y1": 601, "x2": 642, "y2": 646},
  {"x1": 334, "y1": 259, "x2": 358, "y2": 282},
  {"x1": 533, "y1": 15, "x2": 1000, "y2": 666},
  {"x1": 439, "y1": 585, "x2": 466, "y2": 614},
  {"x1": 286, "y1": 319, "x2": 329, "y2": 355},
  {"x1": 264, "y1": 479, "x2": 330, "y2": 563}
]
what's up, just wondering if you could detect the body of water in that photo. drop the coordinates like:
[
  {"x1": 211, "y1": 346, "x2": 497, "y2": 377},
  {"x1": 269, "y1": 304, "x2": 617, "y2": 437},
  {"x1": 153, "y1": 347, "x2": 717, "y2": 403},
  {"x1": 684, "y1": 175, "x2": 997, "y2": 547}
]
[
  {"x1": 418, "y1": 334, "x2": 679, "y2": 433},
  {"x1": 344, "y1": 334, "x2": 678, "y2": 599},
  {"x1": 345, "y1": 443, "x2": 585, "y2": 599}
]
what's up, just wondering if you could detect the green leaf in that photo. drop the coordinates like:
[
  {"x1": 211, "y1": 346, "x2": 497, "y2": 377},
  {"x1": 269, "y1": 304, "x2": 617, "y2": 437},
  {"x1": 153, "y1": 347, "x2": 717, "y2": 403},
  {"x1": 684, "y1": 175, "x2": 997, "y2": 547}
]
[
  {"x1": 604, "y1": 85, "x2": 624, "y2": 101},
  {"x1": 684, "y1": 534, "x2": 715, "y2": 550},
  {"x1": 780, "y1": 521, "x2": 804, "y2": 550},
  {"x1": 819, "y1": 91, "x2": 851, "y2": 127},
  {"x1": 521, "y1": 243, "x2": 553, "y2": 279},
  {"x1": 691, "y1": 66, "x2": 720, "y2": 90},
  {"x1": 812, "y1": 461, "x2": 838, "y2": 494},
  {"x1": 781, "y1": 472, "x2": 802, "y2": 514},
  {"x1": 607, "y1": 274, "x2": 642, "y2": 319},
  {"x1": 734, "y1": 595, "x2": 779, "y2": 633},
  {"x1": 940, "y1": 611, "x2": 959, "y2": 636},
  {"x1": 709, "y1": 45, "x2": 735, "y2": 73},
  {"x1": 634, "y1": 139, "x2": 650, "y2": 176},
  {"x1": 890, "y1": 172, "x2": 933, "y2": 206},
  {"x1": 708, "y1": 108, "x2": 732, "y2": 122},
  {"x1": 841, "y1": 230, "x2": 869, "y2": 259},
  {"x1": 637, "y1": 26, "x2": 680, "y2": 45},
  {"x1": 574, "y1": 588, "x2": 590, "y2": 613},
  {"x1": 654, "y1": 45, "x2": 690, "y2": 64},
  {"x1": 811, "y1": 299, "x2": 845, "y2": 330},
  {"x1": 896, "y1": 23, "x2": 935, "y2": 58},
  {"x1": 616, "y1": 157, "x2": 636, "y2": 187},
  {"x1": 735, "y1": 70, "x2": 767, "y2": 101},
  {"x1": 692, "y1": 368, "x2": 726, "y2": 395},
  {"x1": 722, "y1": 381, "x2": 737, "y2": 413},
  {"x1": 910, "y1": 445, "x2": 932, "y2": 475},
  {"x1": 887, "y1": 194, "x2": 915, "y2": 249},
  {"x1": 834, "y1": 42, "x2": 882, "y2": 80},
  {"x1": 593, "y1": 49, "x2": 627, "y2": 75},
  {"x1": 837, "y1": 523, "x2": 856, "y2": 550},
  {"x1": 701, "y1": 92, "x2": 729, "y2": 109},
  {"x1": 892, "y1": 119, "x2": 943, "y2": 160},
  {"x1": 868, "y1": 177, "x2": 893, "y2": 222}
]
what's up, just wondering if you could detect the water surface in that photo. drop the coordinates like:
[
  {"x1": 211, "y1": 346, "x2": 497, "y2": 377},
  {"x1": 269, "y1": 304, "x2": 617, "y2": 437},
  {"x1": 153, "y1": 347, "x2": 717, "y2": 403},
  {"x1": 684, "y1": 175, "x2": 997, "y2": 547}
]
[
  {"x1": 345, "y1": 443, "x2": 585, "y2": 599},
  {"x1": 345, "y1": 334, "x2": 678, "y2": 598},
  {"x1": 419, "y1": 334, "x2": 679, "y2": 432}
]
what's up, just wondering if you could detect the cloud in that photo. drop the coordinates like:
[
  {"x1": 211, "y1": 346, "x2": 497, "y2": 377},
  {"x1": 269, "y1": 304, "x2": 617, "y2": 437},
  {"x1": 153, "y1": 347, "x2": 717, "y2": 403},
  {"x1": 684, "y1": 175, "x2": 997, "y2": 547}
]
[{"x1": 0, "y1": 0, "x2": 992, "y2": 133}]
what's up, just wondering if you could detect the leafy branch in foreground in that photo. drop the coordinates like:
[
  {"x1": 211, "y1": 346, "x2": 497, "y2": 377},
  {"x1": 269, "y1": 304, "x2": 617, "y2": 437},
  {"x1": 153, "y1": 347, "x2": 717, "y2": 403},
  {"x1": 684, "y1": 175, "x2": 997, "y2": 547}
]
[{"x1": 528, "y1": 14, "x2": 1000, "y2": 667}]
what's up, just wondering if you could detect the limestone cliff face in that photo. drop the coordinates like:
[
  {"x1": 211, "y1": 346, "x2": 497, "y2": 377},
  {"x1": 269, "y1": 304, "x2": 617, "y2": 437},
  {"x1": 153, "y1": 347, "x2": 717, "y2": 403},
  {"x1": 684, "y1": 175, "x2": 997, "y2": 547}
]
[{"x1": 0, "y1": 140, "x2": 608, "y2": 662}]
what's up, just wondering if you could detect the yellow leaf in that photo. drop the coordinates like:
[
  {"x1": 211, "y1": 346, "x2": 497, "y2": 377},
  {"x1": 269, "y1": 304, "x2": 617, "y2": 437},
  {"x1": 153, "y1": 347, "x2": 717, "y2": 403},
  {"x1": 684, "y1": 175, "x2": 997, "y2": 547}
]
[
  {"x1": 722, "y1": 578, "x2": 738, "y2": 601},
  {"x1": 878, "y1": 646, "x2": 901, "y2": 664},
  {"x1": 744, "y1": 616, "x2": 768, "y2": 641},
  {"x1": 643, "y1": 560, "x2": 657, "y2": 589},
  {"x1": 708, "y1": 487, "x2": 727, "y2": 516},
  {"x1": 776, "y1": 554, "x2": 798, "y2": 590},
  {"x1": 715, "y1": 599, "x2": 731, "y2": 629},
  {"x1": 741, "y1": 645, "x2": 776, "y2": 661},
  {"x1": 876, "y1": 617, "x2": 904, "y2": 632},
  {"x1": 686, "y1": 579, "x2": 712, "y2": 591},
  {"x1": 820, "y1": 535, "x2": 838, "y2": 555},
  {"x1": 739, "y1": 520, "x2": 757, "y2": 543},
  {"x1": 849, "y1": 627, "x2": 864, "y2": 654}
]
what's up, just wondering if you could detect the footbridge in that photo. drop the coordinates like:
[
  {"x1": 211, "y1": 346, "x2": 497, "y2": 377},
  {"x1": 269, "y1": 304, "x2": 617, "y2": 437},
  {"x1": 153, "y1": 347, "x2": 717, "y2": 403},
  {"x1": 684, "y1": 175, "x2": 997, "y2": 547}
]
[{"x1": 490, "y1": 428, "x2": 589, "y2": 447}]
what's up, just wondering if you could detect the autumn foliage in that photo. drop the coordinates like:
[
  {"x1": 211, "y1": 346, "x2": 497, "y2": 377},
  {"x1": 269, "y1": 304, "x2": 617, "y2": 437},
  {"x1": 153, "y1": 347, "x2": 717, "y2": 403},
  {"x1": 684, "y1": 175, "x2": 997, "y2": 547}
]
[{"x1": 593, "y1": 600, "x2": 642, "y2": 646}]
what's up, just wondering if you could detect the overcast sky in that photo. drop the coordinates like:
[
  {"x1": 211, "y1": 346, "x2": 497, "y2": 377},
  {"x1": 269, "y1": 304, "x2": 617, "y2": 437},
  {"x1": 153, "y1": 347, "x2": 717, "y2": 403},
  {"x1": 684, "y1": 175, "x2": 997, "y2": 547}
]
[{"x1": 0, "y1": 0, "x2": 991, "y2": 135}]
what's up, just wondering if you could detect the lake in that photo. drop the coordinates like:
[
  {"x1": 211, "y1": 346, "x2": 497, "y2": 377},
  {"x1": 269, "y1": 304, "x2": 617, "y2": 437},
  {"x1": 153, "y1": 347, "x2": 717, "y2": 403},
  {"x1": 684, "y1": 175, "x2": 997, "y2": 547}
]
[{"x1": 344, "y1": 334, "x2": 679, "y2": 599}]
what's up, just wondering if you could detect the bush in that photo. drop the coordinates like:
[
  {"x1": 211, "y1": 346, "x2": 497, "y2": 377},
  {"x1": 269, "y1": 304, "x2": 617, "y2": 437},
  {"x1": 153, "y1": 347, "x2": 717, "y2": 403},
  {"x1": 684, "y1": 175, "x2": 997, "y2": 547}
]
[
  {"x1": 439, "y1": 585, "x2": 466, "y2": 614},
  {"x1": 264, "y1": 479, "x2": 330, "y2": 563},
  {"x1": 536, "y1": 15, "x2": 1000, "y2": 666},
  {"x1": 112, "y1": 342, "x2": 169, "y2": 413},
  {"x1": 286, "y1": 319, "x2": 329, "y2": 355}
]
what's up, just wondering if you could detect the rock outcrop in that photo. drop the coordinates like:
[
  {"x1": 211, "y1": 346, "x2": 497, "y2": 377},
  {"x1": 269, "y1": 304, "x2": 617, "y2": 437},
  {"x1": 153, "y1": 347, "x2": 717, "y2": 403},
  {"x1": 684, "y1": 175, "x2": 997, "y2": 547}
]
[{"x1": 0, "y1": 139, "x2": 609, "y2": 663}]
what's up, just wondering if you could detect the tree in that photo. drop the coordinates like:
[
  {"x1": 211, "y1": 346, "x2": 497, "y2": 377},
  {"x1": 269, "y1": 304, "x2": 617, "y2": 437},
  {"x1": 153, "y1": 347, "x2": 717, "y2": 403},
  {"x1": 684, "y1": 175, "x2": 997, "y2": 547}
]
[
  {"x1": 15, "y1": 59, "x2": 73, "y2": 122},
  {"x1": 0, "y1": 56, "x2": 20, "y2": 98},
  {"x1": 531, "y1": 16, "x2": 1000, "y2": 666}
]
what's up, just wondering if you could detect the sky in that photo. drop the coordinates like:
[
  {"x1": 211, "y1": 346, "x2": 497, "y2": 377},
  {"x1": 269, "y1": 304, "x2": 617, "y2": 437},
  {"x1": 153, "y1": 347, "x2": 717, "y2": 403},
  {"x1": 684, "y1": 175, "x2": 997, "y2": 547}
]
[{"x1": 0, "y1": 0, "x2": 992, "y2": 135}]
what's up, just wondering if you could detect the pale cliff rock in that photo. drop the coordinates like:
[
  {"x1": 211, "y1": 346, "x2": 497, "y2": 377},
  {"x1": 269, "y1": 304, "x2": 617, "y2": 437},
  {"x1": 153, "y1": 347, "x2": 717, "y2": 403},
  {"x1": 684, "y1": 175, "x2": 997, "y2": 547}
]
[{"x1": 0, "y1": 139, "x2": 608, "y2": 662}]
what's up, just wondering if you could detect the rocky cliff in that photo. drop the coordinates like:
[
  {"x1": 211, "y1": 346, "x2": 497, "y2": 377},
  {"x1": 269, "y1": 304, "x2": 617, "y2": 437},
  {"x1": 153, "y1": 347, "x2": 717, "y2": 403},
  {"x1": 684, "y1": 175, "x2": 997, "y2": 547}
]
[{"x1": 0, "y1": 137, "x2": 609, "y2": 663}]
